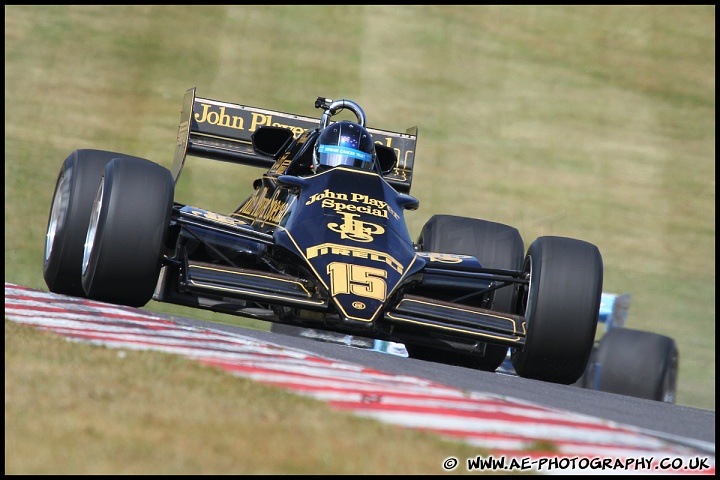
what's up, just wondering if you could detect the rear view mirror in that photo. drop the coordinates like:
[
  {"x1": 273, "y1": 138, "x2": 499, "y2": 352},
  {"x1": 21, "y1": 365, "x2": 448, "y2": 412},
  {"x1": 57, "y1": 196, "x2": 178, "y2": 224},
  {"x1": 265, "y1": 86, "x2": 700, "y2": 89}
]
[
  {"x1": 251, "y1": 126, "x2": 295, "y2": 159},
  {"x1": 375, "y1": 144, "x2": 397, "y2": 174}
]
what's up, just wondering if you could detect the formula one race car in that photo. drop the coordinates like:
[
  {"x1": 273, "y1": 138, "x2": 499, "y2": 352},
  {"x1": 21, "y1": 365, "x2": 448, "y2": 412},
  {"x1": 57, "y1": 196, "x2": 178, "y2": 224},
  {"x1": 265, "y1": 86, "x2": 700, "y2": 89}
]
[
  {"x1": 44, "y1": 88, "x2": 604, "y2": 386},
  {"x1": 575, "y1": 293, "x2": 679, "y2": 402}
]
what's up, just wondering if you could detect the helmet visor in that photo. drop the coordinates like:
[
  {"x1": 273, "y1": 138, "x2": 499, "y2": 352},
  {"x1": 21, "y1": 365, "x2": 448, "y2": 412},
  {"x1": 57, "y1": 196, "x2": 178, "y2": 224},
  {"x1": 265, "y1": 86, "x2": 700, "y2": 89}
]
[{"x1": 317, "y1": 144, "x2": 374, "y2": 170}]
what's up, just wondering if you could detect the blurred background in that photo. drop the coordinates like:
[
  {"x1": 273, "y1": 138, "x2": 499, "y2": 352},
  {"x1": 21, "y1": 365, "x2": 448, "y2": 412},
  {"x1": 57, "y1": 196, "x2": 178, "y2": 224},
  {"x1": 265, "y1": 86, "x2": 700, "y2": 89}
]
[{"x1": 5, "y1": 5, "x2": 714, "y2": 410}]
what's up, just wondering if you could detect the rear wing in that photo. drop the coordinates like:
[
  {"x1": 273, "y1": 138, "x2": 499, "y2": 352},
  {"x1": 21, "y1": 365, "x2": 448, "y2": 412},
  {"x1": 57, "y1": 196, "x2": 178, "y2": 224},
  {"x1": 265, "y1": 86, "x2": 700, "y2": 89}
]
[{"x1": 172, "y1": 87, "x2": 418, "y2": 193}]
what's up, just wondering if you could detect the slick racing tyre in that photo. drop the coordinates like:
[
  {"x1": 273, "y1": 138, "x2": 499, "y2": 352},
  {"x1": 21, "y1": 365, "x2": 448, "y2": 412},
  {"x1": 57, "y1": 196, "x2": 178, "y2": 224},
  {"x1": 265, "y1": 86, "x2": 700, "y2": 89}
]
[
  {"x1": 81, "y1": 157, "x2": 174, "y2": 307},
  {"x1": 44, "y1": 149, "x2": 148, "y2": 297},
  {"x1": 511, "y1": 236, "x2": 603, "y2": 384},
  {"x1": 406, "y1": 215, "x2": 525, "y2": 372},
  {"x1": 585, "y1": 328, "x2": 678, "y2": 402}
]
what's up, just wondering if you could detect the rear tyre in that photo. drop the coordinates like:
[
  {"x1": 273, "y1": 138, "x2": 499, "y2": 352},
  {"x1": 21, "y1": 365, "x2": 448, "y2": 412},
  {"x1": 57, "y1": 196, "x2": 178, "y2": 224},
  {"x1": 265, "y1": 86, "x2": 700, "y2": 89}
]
[
  {"x1": 43, "y1": 149, "x2": 145, "y2": 297},
  {"x1": 406, "y1": 215, "x2": 525, "y2": 371},
  {"x1": 511, "y1": 236, "x2": 603, "y2": 384},
  {"x1": 586, "y1": 328, "x2": 678, "y2": 402},
  {"x1": 81, "y1": 157, "x2": 174, "y2": 307}
]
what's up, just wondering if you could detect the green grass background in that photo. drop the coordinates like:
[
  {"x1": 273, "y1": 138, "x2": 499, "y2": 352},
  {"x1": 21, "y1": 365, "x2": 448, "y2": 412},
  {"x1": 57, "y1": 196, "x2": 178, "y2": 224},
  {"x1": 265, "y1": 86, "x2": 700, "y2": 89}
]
[{"x1": 5, "y1": 2, "x2": 714, "y2": 428}]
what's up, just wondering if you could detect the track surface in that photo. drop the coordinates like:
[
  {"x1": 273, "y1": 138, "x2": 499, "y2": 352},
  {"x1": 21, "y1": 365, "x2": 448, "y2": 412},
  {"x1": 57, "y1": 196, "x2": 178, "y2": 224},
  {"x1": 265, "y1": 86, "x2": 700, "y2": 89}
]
[{"x1": 5, "y1": 283, "x2": 715, "y2": 474}]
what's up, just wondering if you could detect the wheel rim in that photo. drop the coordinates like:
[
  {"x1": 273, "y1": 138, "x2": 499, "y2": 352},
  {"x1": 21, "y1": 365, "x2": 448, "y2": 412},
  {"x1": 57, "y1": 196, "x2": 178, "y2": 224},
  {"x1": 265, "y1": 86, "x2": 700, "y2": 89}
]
[
  {"x1": 45, "y1": 173, "x2": 68, "y2": 265},
  {"x1": 82, "y1": 180, "x2": 104, "y2": 276}
]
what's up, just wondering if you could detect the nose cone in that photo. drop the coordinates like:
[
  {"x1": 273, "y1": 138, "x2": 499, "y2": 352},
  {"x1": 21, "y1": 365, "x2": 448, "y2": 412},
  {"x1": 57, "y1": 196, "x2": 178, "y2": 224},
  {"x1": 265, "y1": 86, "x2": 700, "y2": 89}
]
[{"x1": 279, "y1": 167, "x2": 418, "y2": 323}]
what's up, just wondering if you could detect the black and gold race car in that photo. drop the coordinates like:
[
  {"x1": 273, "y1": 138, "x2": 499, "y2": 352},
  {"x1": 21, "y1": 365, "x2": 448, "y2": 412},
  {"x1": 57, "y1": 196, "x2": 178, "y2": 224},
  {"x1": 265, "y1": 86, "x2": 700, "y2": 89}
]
[{"x1": 43, "y1": 88, "x2": 604, "y2": 386}]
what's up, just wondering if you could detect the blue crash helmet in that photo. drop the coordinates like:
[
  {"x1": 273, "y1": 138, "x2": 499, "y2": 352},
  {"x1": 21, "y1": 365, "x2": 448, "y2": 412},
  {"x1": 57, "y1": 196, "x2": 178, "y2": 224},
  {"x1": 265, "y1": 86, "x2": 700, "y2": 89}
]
[{"x1": 312, "y1": 120, "x2": 376, "y2": 172}]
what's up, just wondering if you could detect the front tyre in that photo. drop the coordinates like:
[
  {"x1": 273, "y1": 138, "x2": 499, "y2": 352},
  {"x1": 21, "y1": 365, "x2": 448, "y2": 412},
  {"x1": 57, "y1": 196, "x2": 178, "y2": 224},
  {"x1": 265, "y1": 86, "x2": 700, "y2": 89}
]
[
  {"x1": 511, "y1": 236, "x2": 603, "y2": 384},
  {"x1": 44, "y1": 149, "x2": 146, "y2": 297},
  {"x1": 81, "y1": 157, "x2": 174, "y2": 307},
  {"x1": 586, "y1": 328, "x2": 678, "y2": 402}
]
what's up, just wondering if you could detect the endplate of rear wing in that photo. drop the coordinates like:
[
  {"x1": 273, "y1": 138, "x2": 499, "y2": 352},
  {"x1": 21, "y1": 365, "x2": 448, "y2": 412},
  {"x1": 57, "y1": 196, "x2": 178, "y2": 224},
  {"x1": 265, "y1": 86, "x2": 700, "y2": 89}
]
[{"x1": 172, "y1": 87, "x2": 418, "y2": 193}]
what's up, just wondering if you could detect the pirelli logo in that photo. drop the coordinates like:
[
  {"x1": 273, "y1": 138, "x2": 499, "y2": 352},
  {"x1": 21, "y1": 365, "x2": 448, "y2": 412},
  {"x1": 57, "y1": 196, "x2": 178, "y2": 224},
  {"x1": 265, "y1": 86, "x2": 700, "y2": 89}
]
[{"x1": 306, "y1": 243, "x2": 404, "y2": 274}]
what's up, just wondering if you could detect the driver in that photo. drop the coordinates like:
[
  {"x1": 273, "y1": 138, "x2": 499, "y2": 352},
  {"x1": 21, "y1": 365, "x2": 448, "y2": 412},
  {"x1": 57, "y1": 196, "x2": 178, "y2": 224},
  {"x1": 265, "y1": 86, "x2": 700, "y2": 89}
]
[{"x1": 312, "y1": 120, "x2": 377, "y2": 173}]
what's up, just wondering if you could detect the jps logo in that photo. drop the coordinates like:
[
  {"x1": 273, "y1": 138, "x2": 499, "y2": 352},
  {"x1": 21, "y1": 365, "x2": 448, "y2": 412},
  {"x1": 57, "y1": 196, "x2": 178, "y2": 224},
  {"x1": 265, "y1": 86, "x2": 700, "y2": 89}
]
[{"x1": 328, "y1": 212, "x2": 384, "y2": 242}]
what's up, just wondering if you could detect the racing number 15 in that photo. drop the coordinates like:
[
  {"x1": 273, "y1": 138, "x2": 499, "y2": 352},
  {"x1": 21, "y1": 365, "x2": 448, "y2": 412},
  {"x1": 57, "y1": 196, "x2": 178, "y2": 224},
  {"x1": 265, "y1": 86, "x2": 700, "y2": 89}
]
[{"x1": 327, "y1": 262, "x2": 387, "y2": 301}]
